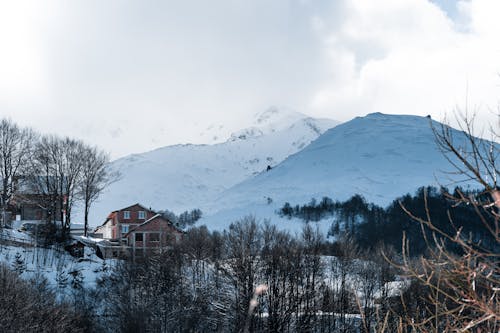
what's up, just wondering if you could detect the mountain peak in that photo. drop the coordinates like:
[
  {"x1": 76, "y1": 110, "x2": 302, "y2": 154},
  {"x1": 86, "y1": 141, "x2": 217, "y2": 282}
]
[
  {"x1": 365, "y1": 112, "x2": 386, "y2": 118},
  {"x1": 253, "y1": 106, "x2": 304, "y2": 125},
  {"x1": 199, "y1": 107, "x2": 309, "y2": 144},
  {"x1": 362, "y1": 112, "x2": 430, "y2": 122},
  {"x1": 228, "y1": 106, "x2": 336, "y2": 142}
]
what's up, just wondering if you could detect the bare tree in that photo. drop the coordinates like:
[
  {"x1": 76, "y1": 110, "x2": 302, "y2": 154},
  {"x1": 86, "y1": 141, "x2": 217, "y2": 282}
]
[
  {"x1": 78, "y1": 145, "x2": 117, "y2": 236},
  {"x1": 224, "y1": 216, "x2": 262, "y2": 332},
  {"x1": 432, "y1": 110, "x2": 500, "y2": 191},
  {"x1": 28, "y1": 135, "x2": 60, "y2": 226},
  {"x1": 0, "y1": 263, "x2": 91, "y2": 332},
  {"x1": 389, "y1": 112, "x2": 500, "y2": 331},
  {"x1": 58, "y1": 137, "x2": 85, "y2": 229},
  {"x1": 29, "y1": 135, "x2": 84, "y2": 231},
  {"x1": 260, "y1": 223, "x2": 301, "y2": 332},
  {"x1": 0, "y1": 118, "x2": 36, "y2": 226},
  {"x1": 297, "y1": 224, "x2": 324, "y2": 331}
]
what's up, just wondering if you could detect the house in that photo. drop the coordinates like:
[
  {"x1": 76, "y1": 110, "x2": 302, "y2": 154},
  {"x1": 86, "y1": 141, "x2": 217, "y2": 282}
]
[
  {"x1": 93, "y1": 203, "x2": 183, "y2": 259},
  {"x1": 93, "y1": 203, "x2": 157, "y2": 239},
  {"x1": 124, "y1": 214, "x2": 183, "y2": 259},
  {"x1": 6, "y1": 176, "x2": 63, "y2": 225},
  {"x1": 9, "y1": 193, "x2": 56, "y2": 222}
]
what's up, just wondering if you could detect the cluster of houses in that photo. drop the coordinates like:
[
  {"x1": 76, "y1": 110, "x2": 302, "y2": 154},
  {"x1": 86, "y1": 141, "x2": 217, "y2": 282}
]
[
  {"x1": 2, "y1": 177, "x2": 184, "y2": 260},
  {"x1": 7, "y1": 198, "x2": 184, "y2": 260},
  {"x1": 90, "y1": 203, "x2": 184, "y2": 260}
]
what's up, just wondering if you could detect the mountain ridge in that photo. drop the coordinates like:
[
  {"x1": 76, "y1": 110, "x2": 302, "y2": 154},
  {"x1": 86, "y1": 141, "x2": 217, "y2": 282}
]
[
  {"x1": 84, "y1": 109, "x2": 339, "y2": 225},
  {"x1": 197, "y1": 112, "x2": 483, "y2": 231}
]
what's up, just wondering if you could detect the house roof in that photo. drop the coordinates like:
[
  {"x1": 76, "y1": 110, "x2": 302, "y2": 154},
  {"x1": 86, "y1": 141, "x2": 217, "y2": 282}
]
[
  {"x1": 94, "y1": 217, "x2": 113, "y2": 232},
  {"x1": 113, "y1": 203, "x2": 155, "y2": 214},
  {"x1": 95, "y1": 212, "x2": 115, "y2": 230},
  {"x1": 124, "y1": 214, "x2": 184, "y2": 237},
  {"x1": 97, "y1": 203, "x2": 156, "y2": 228}
]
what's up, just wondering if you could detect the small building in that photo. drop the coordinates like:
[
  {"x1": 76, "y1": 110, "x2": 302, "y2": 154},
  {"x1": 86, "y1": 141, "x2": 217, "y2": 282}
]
[
  {"x1": 5, "y1": 176, "x2": 63, "y2": 226},
  {"x1": 93, "y1": 203, "x2": 183, "y2": 259},
  {"x1": 10, "y1": 194, "x2": 53, "y2": 221}
]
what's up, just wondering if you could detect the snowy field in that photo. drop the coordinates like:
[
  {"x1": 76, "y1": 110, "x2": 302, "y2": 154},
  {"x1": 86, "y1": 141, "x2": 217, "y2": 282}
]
[{"x1": 0, "y1": 228, "x2": 115, "y2": 297}]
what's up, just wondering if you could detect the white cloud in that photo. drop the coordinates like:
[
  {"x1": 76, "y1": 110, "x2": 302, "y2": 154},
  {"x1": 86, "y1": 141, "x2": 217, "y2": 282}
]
[
  {"x1": 0, "y1": 2, "x2": 48, "y2": 103},
  {"x1": 0, "y1": 0, "x2": 498, "y2": 158},
  {"x1": 311, "y1": 0, "x2": 500, "y2": 126}
]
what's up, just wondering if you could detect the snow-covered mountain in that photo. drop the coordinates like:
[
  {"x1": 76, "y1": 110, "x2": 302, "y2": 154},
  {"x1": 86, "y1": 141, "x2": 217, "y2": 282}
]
[
  {"x1": 199, "y1": 113, "x2": 480, "y2": 230},
  {"x1": 86, "y1": 108, "x2": 338, "y2": 225},
  {"x1": 197, "y1": 106, "x2": 324, "y2": 143}
]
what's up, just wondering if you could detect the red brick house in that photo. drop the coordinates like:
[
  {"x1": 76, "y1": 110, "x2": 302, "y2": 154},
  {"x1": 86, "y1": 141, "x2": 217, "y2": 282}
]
[
  {"x1": 124, "y1": 214, "x2": 183, "y2": 258},
  {"x1": 94, "y1": 203, "x2": 157, "y2": 240},
  {"x1": 93, "y1": 203, "x2": 183, "y2": 259}
]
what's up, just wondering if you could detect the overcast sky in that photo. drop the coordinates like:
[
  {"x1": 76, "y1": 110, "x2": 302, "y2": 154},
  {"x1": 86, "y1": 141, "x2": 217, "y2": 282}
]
[{"x1": 0, "y1": 0, "x2": 499, "y2": 159}]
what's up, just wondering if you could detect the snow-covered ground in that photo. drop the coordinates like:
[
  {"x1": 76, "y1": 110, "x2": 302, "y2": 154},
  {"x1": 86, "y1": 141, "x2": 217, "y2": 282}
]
[
  {"x1": 0, "y1": 224, "x2": 35, "y2": 243},
  {"x1": 0, "y1": 235, "x2": 114, "y2": 297}
]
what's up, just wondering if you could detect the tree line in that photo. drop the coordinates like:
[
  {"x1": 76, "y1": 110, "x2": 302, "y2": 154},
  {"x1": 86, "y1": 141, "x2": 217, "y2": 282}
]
[
  {"x1": 95, "y1": 217, "x2": 402, "y2": 332},
  {"x1": 2, "y1": 208, "x2": 496, "y2": 332},
  {"x1": 159, "y1": 207, "x2": 202, "y2": 229},
  {"x1": 278, "y1": 186, "x2": 498, "y2": 256}
]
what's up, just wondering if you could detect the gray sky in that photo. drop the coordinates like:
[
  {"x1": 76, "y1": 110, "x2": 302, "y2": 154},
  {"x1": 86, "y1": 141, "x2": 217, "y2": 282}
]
[{"x1": 0, "y1": 0, "x2": 499, "y2": 159}]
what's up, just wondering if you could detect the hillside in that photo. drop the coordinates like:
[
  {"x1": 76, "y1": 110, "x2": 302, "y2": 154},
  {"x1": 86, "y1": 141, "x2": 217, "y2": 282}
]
[
  {"x1": 86, "y1": 108, "x2": 338, "y2": 225},
  {"x1": 199, "y1": 113, "x2": 478, "y2": 230}
]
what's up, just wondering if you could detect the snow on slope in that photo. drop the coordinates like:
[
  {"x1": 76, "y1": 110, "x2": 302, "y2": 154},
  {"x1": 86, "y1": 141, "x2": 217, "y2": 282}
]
[
  {"x1": 0, "y1": 243, "x2": 114, "y2": 293},
  {"x1": 199, "y1": 113, "x2": 481, "y2": 230},
  {"x1": 85, "y1": 108, "x2": 338, "y2": 226}
]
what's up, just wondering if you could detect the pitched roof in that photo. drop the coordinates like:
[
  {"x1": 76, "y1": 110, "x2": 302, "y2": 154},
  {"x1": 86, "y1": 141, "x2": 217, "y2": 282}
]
[
  {"x1": 114, "y1": 203, "x2": 155, "y2": 214},
  {"x1": 97, "y1": 203, "x2": 156, "y2": 228},
  {"x1": 124, "y1": 214, "x2": 184, "y2": 237}
]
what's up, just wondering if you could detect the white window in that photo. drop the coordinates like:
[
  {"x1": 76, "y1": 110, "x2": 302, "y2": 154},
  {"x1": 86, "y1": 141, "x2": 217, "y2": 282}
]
[
  {"x1": 121, "y1": 225, "x2": 129, "y2": 233},
  {"x1": 138, "y1": 211, "x2": 145, "y2": 219},
  {"x1": 123, "y1": 211, "x2": 130, "y2": 219}
]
